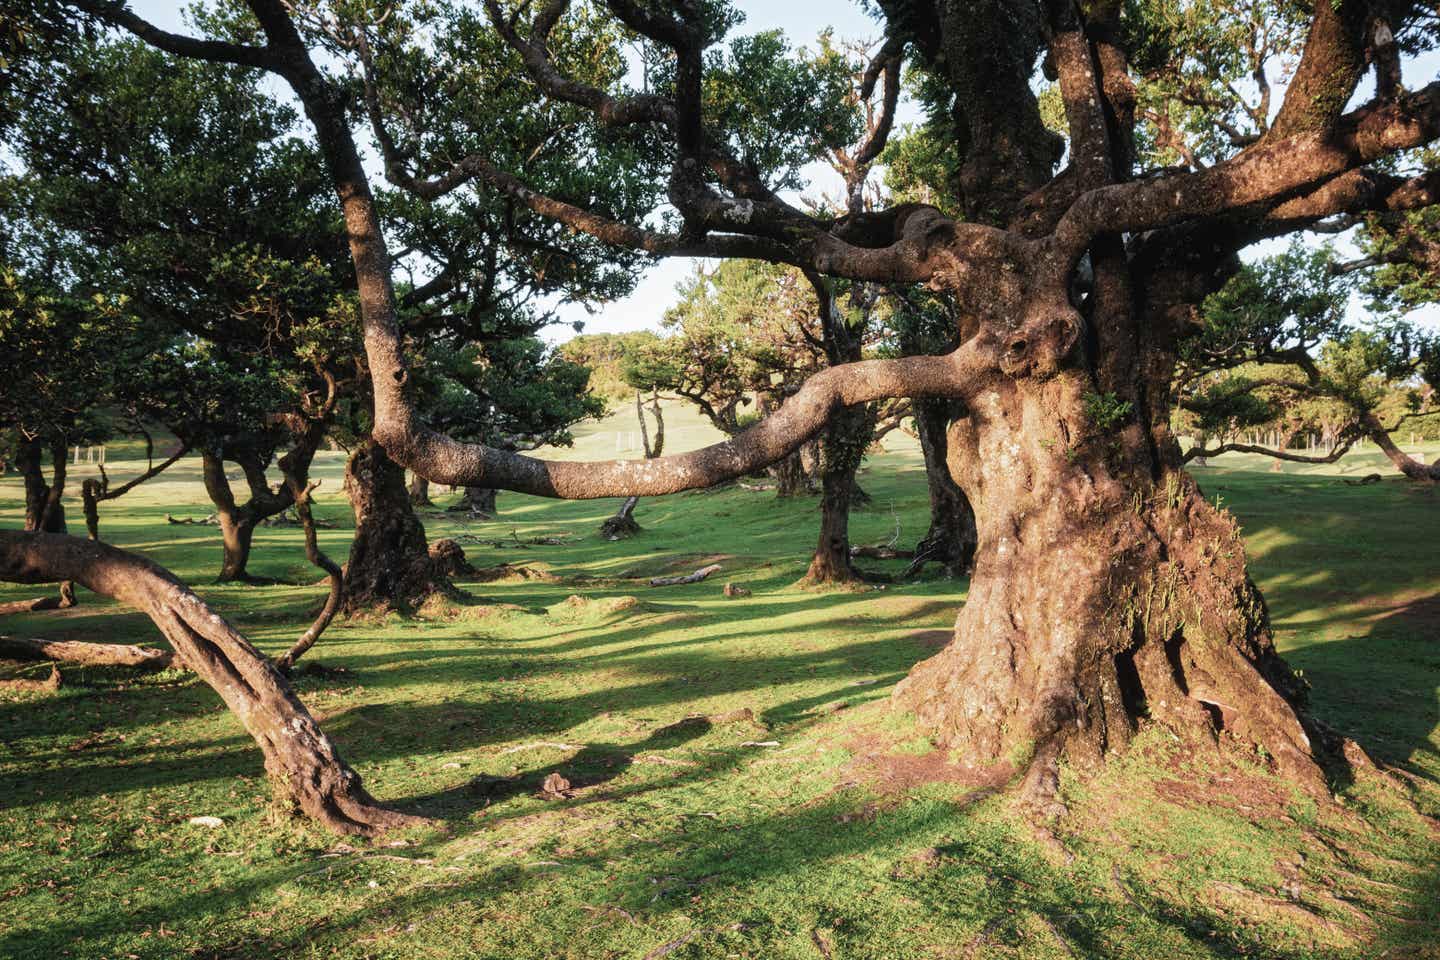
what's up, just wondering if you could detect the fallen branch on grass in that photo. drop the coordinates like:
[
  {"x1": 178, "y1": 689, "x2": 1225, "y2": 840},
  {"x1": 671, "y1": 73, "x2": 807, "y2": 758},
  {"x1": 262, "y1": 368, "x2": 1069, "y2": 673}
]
[
  {"x1": 649, "y1": 564, "x2": 722, "y2": 587},
  {"x1": 165, "y1": 513, "x2": 219, "y2": 525},
  {"x1": 0, "y1": 664, "x2": 62, "y2": 692},
  {"x1": 849, "y1": 544, "x2": 915, "y2": 560},
  {"x1": 0, "y1": 635, "x2": 178, "y2": 670}
]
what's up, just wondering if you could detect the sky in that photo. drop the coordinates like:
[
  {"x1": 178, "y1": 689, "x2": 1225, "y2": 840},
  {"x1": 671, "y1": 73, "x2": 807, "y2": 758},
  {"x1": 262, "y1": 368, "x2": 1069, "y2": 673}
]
[{"x1": 127, "y1": 0, "x2": 1438, "y2": 339}]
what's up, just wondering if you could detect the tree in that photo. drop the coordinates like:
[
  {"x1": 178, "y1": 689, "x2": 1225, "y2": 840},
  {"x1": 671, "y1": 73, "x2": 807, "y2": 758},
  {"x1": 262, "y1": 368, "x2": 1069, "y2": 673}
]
[
  {"x1": 44, "y1": 0, "x2": 1440, "y2": 832},
  {"x1": 1176, "y1": 243, "x2": 1440, "y2": 480},
  {"x1": 1, "y1": 36, "x2": 353, "y2": 582},
  {"x1": 598, "y1": 389, "x2": 665, "y2": 540}
]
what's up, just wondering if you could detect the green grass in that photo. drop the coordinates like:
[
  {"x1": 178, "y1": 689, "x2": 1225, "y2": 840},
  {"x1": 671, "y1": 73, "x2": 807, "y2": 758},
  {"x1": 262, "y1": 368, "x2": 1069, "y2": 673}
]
[{"x1": 1, "y1": 414, "x2": 1437, "y2": 959}]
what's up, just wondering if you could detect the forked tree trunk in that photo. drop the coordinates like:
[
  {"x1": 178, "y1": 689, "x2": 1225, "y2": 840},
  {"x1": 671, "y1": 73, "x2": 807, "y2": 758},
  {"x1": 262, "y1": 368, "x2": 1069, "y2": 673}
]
[
  {"x1": 893, "y1": 375, "x2": 1326, "y2": 811},
  {"x1": 906, "y1": 398, "x2": 978, "y2": 578},
  {"x1": 200, "y1": 449, "x2": 295, "y2": 584},
  {"x1": 343, "y1": 440, "x2": 447, "y2": 613},
  {"x1": 19, "y1": 439, "x2": 67, "y2": 534},
  {"x1": 0, "y1": 530, "x2": 419, "y2": 835},
  {"x1": 600, "y1": 392, "x2": 665, "y2": 540}
]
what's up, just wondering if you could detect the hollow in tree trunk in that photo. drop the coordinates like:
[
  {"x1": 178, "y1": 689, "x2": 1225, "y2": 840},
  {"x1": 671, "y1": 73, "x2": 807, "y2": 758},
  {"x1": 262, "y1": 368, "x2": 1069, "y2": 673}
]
[
  {"x1": 904, "y1": 398, "x2": 978, "y2": 579},
  {"x1": 0, "y1": 530, "x2": 421, "y2": 835},
  {"x1": 343, "y1": 440, "x2": 450, "y2": 613},
  {"x1": 893, "y1": 374, "x2": 1327, "y2": 813}
]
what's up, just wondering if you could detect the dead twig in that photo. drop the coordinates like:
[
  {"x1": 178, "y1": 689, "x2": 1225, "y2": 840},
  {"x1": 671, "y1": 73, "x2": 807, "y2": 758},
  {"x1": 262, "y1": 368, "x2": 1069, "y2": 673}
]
[{"x1": 649, "y1": 564, "x2": 722, "y2": 587}]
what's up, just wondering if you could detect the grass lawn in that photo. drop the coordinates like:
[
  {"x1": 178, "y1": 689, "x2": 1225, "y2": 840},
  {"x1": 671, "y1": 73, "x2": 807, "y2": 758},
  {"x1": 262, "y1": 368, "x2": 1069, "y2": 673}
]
[{"x1": 1, "y1": 411, "x2": 1437, "y2": 959}]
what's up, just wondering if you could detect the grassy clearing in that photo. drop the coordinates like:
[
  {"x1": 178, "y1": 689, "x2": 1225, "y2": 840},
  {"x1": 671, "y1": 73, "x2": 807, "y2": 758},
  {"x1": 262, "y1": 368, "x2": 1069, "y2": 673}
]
[{"x1": 1, "y1": 413, "x2": 1437, "y2": 959}]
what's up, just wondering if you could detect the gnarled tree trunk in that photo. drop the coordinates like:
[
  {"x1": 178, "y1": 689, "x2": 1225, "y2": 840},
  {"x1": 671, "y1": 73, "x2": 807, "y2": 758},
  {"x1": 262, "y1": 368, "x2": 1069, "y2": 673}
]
[
  {"x1": 343, "y1": 440, "x2": 448, "y2": 613},
  {"x1": 0, "y1": 530, "x2": 419, "y2": 835},
  {"x1": 894, "y1": 369, "x2": 1325, "y2": 812}
]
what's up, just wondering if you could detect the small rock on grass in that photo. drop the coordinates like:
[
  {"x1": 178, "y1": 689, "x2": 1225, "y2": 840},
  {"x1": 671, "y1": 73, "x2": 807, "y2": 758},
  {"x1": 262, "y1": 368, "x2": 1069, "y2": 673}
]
[
  {"x1": 722, "y1": 582, "x2": 751, "y2": 598},
  {"x1": 188, "y1": 816, "x2": 224, "y2": 828}
]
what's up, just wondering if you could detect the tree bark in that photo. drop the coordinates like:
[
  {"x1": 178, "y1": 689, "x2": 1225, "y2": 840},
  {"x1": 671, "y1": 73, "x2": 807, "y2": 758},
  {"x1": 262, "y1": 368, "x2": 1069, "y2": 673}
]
[
  {"x1": 0, "y1": 530, "x2": 420, "y2": 834},
  {"x1": 905, "y1": 398, "x2": 978, "y2": 578},
  {"x1": 802, "y1": 402, "x2": 875, "y2": 584},
  {"x1": 449, "y1": 486, "x2": 498, "y2": 518},
  {"x1": 200, "y1": 448, "x2": 296, "y2": 583},
  {"x1": 893, "y1": 375, "x2": 1326, "y2": 812},
  {"x1": 19, "y1": 439, "x2": 67, "y2": 534},
  {"x1": 407, "y1": 472, "x2": 433, "y2": 506},
  {"x1": 771, "y1": 450, "x2": 811, "y2": 497},
  {"x1": 343, "y1": 440, "x2": 448, "y2": 613},
  {"x1": 0, "y1": 635, "x2": 177, "y2": 669}
]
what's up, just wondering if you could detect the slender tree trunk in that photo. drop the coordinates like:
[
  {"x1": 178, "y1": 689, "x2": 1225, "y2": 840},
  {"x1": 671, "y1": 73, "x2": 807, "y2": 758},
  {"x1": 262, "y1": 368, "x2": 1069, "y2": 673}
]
[
  {"x1": 1361, "y1": 411, "x2": 1440, "y2": 481},
  {"x1": 600, "y1": 392, "x2": 664, "y2": 539},
  {"x1": 343, "y1": 440, "x2": 447, "y2": 613},
  {"x1": 803, "y1": 403, "x2": 875, "y2": 584},
  {"x1": 906, "y1": 398, "x2": 978, "y2": 578},
  {"x1": 408, "y1": 472, "x2": 433, "y2": 506},
  {"x1": 0, "y1": 530, "x2": 421, "y2": 835},
  {"x1": 893, "y1": 375, "x2": 1326, "y2": 811}
]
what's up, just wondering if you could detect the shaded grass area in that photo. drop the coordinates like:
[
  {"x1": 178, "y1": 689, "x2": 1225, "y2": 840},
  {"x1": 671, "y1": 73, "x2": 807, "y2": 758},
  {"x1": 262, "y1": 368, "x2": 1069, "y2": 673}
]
[{"x1": 0, "y1": 434, "x2": 1437, "y2": 959}]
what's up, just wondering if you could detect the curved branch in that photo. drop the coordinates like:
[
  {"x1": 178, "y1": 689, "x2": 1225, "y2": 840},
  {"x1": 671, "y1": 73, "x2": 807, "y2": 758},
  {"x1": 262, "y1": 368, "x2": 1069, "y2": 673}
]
[
  {"x1": 70, "y1": 0, "x2": 279, "y2": 69},
  {"x1": 0, "y1": 530, "x2": 420, "y2": 835},
  {"x1": 383, "y1": 345, "x2": 989, "y2": 497},
  {"x1": 273, "y1": 479, "x2": 342, "y2": 674},
  {"x1": 1183, "y1": 430, "x2": 1360, "y2": 464}
]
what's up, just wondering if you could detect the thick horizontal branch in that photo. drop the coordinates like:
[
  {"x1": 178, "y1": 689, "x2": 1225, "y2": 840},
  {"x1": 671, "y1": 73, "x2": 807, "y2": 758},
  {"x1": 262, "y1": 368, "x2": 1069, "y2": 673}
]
[{"x1": 380, "y1": 346, "x2": 989, "y2": 498}]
